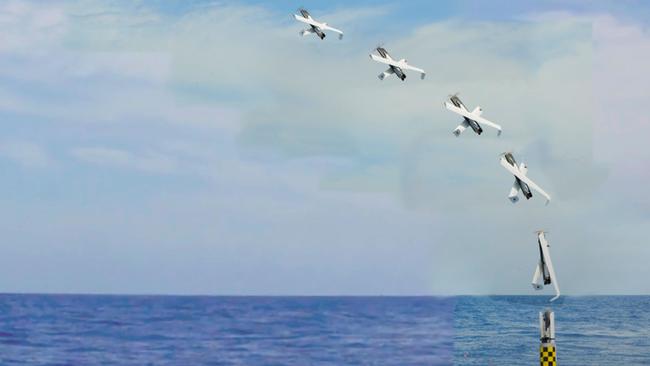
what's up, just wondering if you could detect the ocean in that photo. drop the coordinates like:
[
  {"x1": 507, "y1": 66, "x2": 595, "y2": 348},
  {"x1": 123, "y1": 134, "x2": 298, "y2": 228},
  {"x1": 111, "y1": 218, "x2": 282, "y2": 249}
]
[
  {"x1": 454, "y1": 296, "x2": 650, "y2": 365},
  {"x1": 0, "y1": 295, "x2": 648, "y2": 365}
]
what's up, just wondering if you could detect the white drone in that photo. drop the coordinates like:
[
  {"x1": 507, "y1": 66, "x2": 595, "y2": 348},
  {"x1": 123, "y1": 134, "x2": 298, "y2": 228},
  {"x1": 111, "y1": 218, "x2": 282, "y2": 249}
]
[
  {"x1": 369, "y1": 46, "x2": 425, "y2": 81},
  {"x1": 532, "y1": 230, "x2": 560, "y2": 302},
  {"x1": 444, "y1": 94, "x2": 502, "y2": 136},
  {"x1": 293, "y1": 9, "x2": 343, "y2": 40},
  {"x1": 500, "y1": 152, "x2": 551, "y2": 205}
]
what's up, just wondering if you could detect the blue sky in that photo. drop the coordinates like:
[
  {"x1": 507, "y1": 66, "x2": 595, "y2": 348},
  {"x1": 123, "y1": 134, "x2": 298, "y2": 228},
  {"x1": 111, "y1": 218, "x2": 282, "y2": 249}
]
[{"x1": 0, "y1": 0, "x2": 649, "y2": 295}]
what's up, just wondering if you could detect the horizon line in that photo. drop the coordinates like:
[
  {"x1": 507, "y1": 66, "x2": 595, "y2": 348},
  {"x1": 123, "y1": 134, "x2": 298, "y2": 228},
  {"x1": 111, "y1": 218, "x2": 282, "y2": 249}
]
[{"x1": 1, "y1": 292, "x2": 647, "y2": 297}]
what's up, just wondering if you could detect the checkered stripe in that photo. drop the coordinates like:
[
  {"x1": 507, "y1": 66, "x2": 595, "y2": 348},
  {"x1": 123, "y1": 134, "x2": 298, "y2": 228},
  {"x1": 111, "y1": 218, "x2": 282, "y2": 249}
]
[{"x1": 540, "y1": 345, "x2": 556, "y2": 366}]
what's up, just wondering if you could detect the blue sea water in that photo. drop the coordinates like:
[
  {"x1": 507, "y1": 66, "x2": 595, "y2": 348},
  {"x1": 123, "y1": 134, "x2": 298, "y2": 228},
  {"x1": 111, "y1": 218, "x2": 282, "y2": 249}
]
[
  {"x1": 0, "y1": 295, "x2": 648, "y2": 365},
  {"x1": 0, "y1": 295, "x2": 453, "y2": 365},
  {"x1": 454, "y1": 296, "x2": 650, "y2": 365}
]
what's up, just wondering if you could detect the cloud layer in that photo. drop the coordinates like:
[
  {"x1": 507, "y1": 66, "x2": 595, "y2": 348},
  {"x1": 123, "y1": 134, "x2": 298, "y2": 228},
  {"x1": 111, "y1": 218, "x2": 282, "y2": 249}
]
[{"x1": 0, "y1": 1, "x2": 648, "y2": 295}]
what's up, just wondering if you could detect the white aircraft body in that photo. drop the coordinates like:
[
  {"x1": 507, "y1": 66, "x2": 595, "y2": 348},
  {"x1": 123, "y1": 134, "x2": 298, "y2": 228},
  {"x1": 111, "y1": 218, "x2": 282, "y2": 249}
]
[
  {"x1": 500, "y1": 152, "x2": 551, "y2": 204},
  {"x1": 293, "y1": 9, "x2": 343, "y2": 40},
  {"x1": 369, "y1": 47, "x2": 425, "y2": 81},
  {"x1": 444, "y1": 95, "x2": 502, "y2": 136},
  {"x1": 532, "y1": 231, "x2": 560, "y2": 302}
]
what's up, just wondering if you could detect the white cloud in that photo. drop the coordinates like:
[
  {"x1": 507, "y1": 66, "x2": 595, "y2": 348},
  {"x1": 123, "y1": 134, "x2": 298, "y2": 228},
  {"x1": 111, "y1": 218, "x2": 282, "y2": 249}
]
[
  {"x1": 0, "y1": 1, "x2": 66, "y2": 54},
  {"x1": 0, "y1": 141, "x2": 53, "y2": 168},
  {"x1": 71, "y1": 147, "x2": 178, "y2": 174}
]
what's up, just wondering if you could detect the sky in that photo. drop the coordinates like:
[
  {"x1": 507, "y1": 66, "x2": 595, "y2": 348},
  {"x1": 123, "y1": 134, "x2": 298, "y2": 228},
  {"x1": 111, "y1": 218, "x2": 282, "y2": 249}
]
[{"x1": 0, "y1": 0, "x2": 649, "y2": 295}]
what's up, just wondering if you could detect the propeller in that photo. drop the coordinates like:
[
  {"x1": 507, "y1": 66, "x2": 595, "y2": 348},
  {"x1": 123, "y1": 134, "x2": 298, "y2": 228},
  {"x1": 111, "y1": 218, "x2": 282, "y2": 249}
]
[
  {"x1": 443, "y1": 92, "x2": 458, "y2": 107},
  {"x1": 295, "y1": 6, "x2": 309, "y2": 18},
  {"x1": 371, "y1": 42, "x2": 386, "y2": 53}
]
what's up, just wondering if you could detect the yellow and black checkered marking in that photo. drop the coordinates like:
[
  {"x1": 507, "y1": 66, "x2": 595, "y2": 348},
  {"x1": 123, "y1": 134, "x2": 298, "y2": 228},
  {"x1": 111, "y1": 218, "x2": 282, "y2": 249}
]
[{"x1": 539, "y1": 345, "x2": 556, "y2": 366}]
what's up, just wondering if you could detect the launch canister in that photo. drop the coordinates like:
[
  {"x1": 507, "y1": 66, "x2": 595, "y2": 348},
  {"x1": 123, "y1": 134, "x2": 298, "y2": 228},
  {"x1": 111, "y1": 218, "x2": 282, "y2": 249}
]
[{"x1": 539, "y1": 309, "x2": 557, "y2": 366}]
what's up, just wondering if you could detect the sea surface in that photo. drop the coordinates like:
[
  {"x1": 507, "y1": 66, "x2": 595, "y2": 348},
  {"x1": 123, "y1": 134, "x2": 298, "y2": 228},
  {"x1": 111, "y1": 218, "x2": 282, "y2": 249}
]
[
  {"x1": 0, "y1": 295, "x2": 648, "y2": 365},
  {"x1": 454, "y1": 296, "x2": 650, "y2": 365}
]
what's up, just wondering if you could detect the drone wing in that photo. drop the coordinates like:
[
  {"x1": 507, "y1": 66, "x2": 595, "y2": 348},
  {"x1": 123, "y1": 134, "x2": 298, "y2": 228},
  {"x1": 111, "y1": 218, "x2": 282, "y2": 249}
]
[
  {"x1": 402, "y1": 64, "x2": 426, "y2": 79},
  {"x1": 322, "y1": 24, "x2": 343, "y2": 39},
  {"x1": 370, "y1": 53, "x2": 397, "y2": 66},
  {"x1": 293, "y1": 14, "x2": 318, "y2": 27}
]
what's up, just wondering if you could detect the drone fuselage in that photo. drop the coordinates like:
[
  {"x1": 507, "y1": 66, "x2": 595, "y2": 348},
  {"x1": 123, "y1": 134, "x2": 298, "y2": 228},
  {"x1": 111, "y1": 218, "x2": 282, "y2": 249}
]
[
  {"x1": 310, "y1": 24, "x2": 325, "y2": 39},
  {"x1": 467, "y1": 118, "x2": 483, "y2": 135},
  {"x1": 391, "y1": 66, "x2": 406, "y2": 80},
  {"x1": 516, "y1": 178, "x2": 533, "y2": 199},
  {"x1": 450, "y1": 96, "x2": 483, "y2": 135}
]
